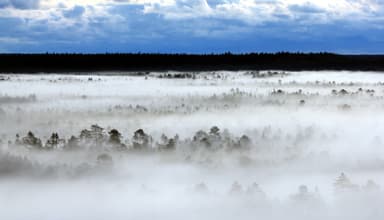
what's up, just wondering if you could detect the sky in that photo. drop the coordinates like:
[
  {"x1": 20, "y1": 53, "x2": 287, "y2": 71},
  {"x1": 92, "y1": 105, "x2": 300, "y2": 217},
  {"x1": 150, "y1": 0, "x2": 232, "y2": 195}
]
[{"x1": 0, "y1": 0, "x2": 383, "y2": 53}]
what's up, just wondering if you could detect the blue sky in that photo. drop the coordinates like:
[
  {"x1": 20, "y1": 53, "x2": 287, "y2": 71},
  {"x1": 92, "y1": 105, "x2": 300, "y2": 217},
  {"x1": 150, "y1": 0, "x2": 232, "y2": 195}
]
[{"x1": 0, "y1": 0, "x2": 383, "y2": 53}]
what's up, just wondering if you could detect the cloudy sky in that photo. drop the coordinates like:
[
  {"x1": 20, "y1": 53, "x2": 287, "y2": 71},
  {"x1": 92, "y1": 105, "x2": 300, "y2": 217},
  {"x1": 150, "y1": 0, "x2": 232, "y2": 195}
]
[{"x1": 0, "y1": 0, "x2": 383, "y2": 53}]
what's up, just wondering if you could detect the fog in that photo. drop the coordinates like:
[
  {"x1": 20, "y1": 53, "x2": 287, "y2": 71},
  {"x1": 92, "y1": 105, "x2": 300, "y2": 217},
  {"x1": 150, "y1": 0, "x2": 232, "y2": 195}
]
[{"x1": 1, "y1": 71, "x2": 384, "y2": 220}]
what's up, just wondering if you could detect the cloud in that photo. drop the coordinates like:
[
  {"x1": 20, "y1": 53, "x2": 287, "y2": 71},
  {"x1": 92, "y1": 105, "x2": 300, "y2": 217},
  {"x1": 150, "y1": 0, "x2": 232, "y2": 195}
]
[
  {"x1": 142, "y1": 0, "x2": 212, "y2": 19},
  {"x1": 1, "y1": 1, "x2": 383, "y2": 24},
  {"x1": 0, "y1": 0, "x2": 383, "y2": 53},
  {"x1": 139, "y1": 0, "x2": 384, "y2": 24},
  {"x1": 63, "y1": 5, "x2": 86, "y2": 18},
  {"x1": 0, "y1": 0, "x2": 40, "y2": 9},
  {"x1": 288, "y1": 2, "x2": 324, "y2": 14}
]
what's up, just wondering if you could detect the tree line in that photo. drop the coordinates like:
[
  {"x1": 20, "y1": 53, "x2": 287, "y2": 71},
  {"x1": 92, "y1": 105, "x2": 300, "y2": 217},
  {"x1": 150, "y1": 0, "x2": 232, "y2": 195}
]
[{"x1": 1, "y1": 52, "x2": 384, "y2": 72}]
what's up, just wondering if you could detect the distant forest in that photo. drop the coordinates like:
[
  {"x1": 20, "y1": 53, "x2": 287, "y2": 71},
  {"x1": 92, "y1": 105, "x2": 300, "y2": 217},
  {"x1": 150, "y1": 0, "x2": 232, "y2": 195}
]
[{"x1": 1, "y1": 53, "x2": 384, "y2": 73}]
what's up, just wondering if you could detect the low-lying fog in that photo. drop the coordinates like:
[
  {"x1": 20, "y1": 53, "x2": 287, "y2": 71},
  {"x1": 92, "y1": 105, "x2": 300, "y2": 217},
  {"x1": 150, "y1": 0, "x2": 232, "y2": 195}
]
[{"x1": 1, "y1": 71, "x2": 384, "y2": 220}]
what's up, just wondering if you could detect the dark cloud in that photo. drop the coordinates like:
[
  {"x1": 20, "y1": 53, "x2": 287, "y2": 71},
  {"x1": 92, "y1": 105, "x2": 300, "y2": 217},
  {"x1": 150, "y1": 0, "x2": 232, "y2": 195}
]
[{"x1": 0, "y1": 0, "x2": 40, "y2": 9}]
